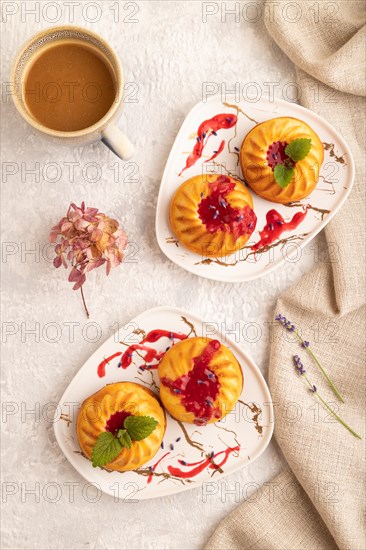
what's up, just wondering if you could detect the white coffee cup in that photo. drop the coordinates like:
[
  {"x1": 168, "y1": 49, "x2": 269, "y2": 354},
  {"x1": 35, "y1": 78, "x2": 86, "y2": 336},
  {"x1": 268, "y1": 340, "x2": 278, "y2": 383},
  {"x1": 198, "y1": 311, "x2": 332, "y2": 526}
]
[{"x1": 11, "y1": 26, "x2": 134, "y2": 160}]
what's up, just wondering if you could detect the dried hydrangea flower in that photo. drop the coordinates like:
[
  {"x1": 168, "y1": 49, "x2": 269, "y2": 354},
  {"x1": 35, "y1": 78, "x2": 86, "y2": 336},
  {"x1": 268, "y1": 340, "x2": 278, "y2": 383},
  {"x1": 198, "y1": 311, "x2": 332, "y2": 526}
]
[{"x1": 50, "y1": 202, "x2": 128, "y2": 317}]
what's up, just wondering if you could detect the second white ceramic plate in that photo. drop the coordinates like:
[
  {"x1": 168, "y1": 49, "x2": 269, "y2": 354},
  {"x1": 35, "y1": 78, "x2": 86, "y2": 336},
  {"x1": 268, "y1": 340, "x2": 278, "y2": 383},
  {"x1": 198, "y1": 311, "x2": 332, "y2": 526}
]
[
  {"x1": 156, "y1": 95, "x2": 354, "y2": 282},
  {"x1": 54, "y1": 307, "x2": 273, "y2": 500}
]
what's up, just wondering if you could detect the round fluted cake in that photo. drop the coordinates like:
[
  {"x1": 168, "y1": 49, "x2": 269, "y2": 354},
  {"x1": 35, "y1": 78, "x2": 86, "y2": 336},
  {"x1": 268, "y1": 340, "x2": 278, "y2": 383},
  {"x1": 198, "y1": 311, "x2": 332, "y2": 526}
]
[
  {"x1": 158, "y1": 337, "x2": 243, "y2": 425},
  {"x1": 170, "y1": 174, "x2": 256, "y2": 257},
  {"x1": 240, "y1": 116, "x2": 324, "y2": 203},
  {"x1": 77, "y1": 382, "x2": 166, "y2": 471}
]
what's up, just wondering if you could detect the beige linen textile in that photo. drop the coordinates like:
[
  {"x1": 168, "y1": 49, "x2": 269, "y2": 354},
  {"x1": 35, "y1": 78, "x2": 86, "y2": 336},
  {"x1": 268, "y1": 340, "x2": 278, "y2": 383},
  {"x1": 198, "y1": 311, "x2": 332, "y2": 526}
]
[{"x1": 205, "y1": 2, "x2": 366, "y2": 549}]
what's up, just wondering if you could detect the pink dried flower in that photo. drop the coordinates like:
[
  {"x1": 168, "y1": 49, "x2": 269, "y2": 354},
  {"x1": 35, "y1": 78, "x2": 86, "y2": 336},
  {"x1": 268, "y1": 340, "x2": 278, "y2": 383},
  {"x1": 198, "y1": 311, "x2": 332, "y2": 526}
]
[{"x1": 50, "y1": 202, "x2": 128, "y2": 317}]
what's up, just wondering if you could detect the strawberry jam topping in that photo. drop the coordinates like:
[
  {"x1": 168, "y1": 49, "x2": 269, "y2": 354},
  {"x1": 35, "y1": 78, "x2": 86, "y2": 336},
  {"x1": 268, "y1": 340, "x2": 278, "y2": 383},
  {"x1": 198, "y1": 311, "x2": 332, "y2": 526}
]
[
  {"x1": 266, "y1": 141, "x2": 291, "y2": 170},
  {"x1": 198, "y1": 176, "x2": 256, "y2": 241},
  {"x1": 105, "y1": 410, "x2": 131, "y2": 434},
  {"x1": 161, "y1": 339, "x2": 222, "y2": 426}
]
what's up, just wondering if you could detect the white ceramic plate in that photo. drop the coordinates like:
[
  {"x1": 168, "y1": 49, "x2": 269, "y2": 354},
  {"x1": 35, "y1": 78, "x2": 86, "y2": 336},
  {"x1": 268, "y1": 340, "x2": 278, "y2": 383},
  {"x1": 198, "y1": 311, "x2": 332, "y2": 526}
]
[
  {"x1": 156, "y1": 95, "x2": 354, "y2": 282},
  {"x1": 54, "y1": 306, "x2": 273, "y2": 500}
]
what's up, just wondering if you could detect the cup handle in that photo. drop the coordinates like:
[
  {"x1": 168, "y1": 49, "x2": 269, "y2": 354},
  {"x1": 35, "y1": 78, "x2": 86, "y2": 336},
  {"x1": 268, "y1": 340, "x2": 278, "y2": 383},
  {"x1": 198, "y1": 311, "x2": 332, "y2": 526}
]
[{"x1": 101, "y1": 124, "x2": 135, "y2": 161}]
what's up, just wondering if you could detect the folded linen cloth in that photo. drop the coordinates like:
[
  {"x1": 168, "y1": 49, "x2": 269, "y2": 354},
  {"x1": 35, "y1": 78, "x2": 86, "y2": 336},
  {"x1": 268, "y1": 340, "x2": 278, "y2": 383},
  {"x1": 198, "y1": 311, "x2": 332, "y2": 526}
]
[{"x1": 205, "y1": 2, "x2": 366, "y2": 548}]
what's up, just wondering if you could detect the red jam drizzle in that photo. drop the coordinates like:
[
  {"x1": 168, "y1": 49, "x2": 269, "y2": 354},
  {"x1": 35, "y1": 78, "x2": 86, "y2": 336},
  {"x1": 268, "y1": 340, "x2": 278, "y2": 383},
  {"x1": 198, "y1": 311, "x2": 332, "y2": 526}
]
[
  {"x1": 205, "y1": 139, "x2": 225, "y2": 163},
  {"x1": 147, "y1": 452, "x2": 170, "y2": 484},
  {"x1": 161, "y1": 339, "x2": 222, "y2": 426},
  {"x1": 167, "y1": 446, "x2": 240, "y2": 478},
  {"x1": 97, "y1": 352, "x2": 122, "y2": 378},
  {"x1": 198, "y1": 175, "x2": 257, "y2": 241},
  {"x1": 252, "y1": 208, "x2": 307, "y2": 251},
  {"x1": 266, "y1": 141, "x2": 291, "y2": 170},
  {"x1": 179, "y1": 113, "x2": 237, "y2": 176},
  {"x1": 121, "y1": 330, "x2": 187, "y2": 369},
  {"x1": 105, "y1": 410, "x2": 131, "y2": 434},
  {"x1": 97, "y1": 330, "x2": 187, "y2": 378},
  {"x1": 121, "y1": 344, "x2": 165, "y2": 369}
]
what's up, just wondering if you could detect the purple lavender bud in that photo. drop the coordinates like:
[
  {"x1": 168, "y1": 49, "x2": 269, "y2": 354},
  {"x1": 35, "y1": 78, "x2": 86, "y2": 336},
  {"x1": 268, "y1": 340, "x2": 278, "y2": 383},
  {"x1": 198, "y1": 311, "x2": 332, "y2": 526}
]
[
  {"x1": 276, "y1": 314, "x2": 298, "y2": 332},
  {"x1": 293, "y1": 355, "x2": 305, "y2": 375},
  {"x1": 310, "y1": 385, "x2": 317, "y2": 393},
  {"x1": 284, "y1": 319, "x2": 295, "y2": 332},
  {"x1": 302, "y1": 341, "x2": 310, "y2": 348}
]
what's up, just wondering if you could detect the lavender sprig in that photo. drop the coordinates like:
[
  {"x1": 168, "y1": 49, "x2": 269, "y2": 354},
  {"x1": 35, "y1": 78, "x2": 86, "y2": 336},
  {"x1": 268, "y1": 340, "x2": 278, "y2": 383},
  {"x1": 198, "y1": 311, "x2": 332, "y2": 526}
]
[
  {"x1": 292, "y1": 356, "x2": 361, "y2": 440},
  {"x1": 276, "y1": 314, "x2": 344, "y2": 403}
]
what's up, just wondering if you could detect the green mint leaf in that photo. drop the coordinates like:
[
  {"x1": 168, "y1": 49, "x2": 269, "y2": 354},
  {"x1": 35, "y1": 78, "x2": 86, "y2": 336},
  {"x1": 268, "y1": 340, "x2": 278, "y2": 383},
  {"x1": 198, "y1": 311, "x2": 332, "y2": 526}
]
[
  {"x1": 274, "y1": 164, "x2": 295, "y2": 189},
  {"x1": 91, "y1": 432, "x2": 121, "y2": 468},
  {"x1": 124, "y1": 415, "x2": 158, "y2": 441},
  {"x1": 117, "y1": 429, "x2": 132, "y2": 449},
  {"x1": 285, "y1": 138, "x2": 312, "y2": 162}
]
